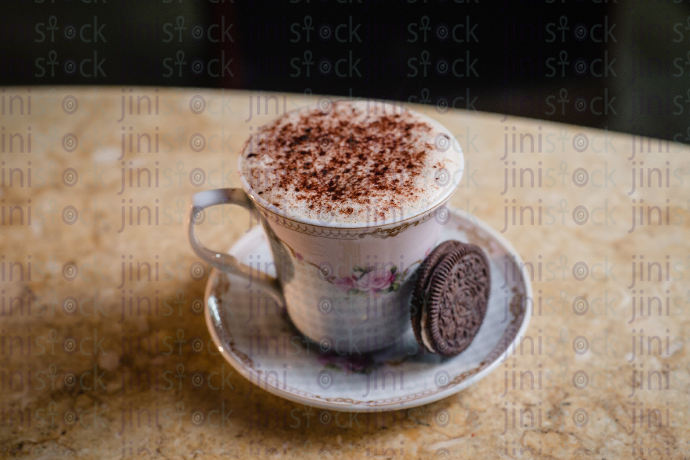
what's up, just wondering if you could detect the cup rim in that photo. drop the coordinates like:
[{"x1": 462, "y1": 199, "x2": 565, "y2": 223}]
[{"x1": 237, "y1": 100, "x2": 464, "y2": 230}]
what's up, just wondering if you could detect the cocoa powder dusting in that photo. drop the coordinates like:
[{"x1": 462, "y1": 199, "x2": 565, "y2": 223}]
[{"x1": 242, "y1": 101, "x2": 451, "y2": 223}]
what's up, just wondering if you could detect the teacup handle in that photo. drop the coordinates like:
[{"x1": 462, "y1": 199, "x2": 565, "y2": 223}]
[{"x1": 187, "y1": 188, "x2": 284, "y2": 306}]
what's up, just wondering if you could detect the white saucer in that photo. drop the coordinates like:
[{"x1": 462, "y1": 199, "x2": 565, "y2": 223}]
[{"x1": 204, "y1": 210, "x2": 532, "y2": 412}]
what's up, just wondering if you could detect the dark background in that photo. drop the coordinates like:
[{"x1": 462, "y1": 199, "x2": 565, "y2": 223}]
[{"x1": 2, "y1": 0, "x2": 689, "y2": 143}]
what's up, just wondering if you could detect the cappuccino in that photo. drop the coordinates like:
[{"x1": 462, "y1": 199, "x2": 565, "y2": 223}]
[{"x1": 240, "y1": 100, "x2": 462, "y2": 225}]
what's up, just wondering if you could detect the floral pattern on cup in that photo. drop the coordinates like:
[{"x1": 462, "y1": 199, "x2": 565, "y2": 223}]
[{"x1": 331, "y1": 265, "x2": 404, "y2": 295}]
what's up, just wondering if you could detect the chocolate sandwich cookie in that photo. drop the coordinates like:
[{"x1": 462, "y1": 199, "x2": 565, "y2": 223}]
[
  {"x1": 411, "y1": 242, "x2": 491, "y2": 357},
  {"x1": 411, "y1": 240, "x2": 463, "y2": 348}
]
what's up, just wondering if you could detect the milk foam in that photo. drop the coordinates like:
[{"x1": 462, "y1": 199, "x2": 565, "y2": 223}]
[{"x1": 240, "y1": 100, "x2": 463, "y2": 226}]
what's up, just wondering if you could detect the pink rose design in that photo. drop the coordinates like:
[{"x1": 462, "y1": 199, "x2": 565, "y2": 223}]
[{"x1": 354, "y1": 270, "x2": 396, "y2": 293}]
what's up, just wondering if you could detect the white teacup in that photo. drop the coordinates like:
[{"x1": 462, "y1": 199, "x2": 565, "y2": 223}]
[{"x1": 188, "y1": 102, "x2": 463, "y2": 354}]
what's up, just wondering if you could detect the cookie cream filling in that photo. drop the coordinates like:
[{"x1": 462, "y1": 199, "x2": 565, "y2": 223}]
[{"x1": 419, "y1": 302, "x2": 436, "y2": 353}]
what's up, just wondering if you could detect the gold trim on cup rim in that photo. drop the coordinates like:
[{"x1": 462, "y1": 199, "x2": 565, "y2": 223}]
[{"x1": 250, "y1": 196, "x2": 452, "y2": 239}]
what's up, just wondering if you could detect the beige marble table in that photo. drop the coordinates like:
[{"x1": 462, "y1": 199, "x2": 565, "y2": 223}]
[{"x1": 1, "y1": 87, "x2": 688, "y2": 459}]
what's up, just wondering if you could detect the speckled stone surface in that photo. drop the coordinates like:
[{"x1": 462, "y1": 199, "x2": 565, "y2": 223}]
[{"x1": 1, "y1": 87, "x2": 688, "y2": 459}]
